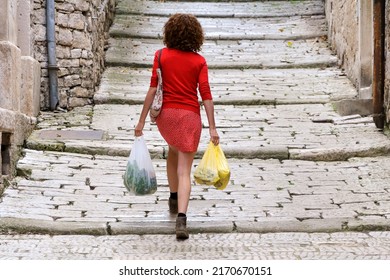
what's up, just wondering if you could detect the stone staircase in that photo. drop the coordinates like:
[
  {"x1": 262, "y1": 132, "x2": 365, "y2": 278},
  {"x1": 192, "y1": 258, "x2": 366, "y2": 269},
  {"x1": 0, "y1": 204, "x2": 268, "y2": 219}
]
[
  {"x1": 1, "y1": 0, "x2": 390, "y2": 235},
  {"x1": 89, "y1": 0, "x2": 387, "y2": 160}
]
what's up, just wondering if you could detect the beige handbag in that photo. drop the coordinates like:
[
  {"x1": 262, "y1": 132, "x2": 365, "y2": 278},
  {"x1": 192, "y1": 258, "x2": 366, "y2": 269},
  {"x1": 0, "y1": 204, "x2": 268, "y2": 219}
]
[{"x1": 150, "y1": 49, "x2": 163, "y2": 122}]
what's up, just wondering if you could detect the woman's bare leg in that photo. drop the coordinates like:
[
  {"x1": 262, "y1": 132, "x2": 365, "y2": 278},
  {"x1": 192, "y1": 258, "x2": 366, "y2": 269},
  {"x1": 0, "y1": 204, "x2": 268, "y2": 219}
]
[
  {"x1": 177, "y1": 151, "x2": 196, "y2": 214},
  {"x1": 167, "y1": 146, "x2": 179, "y2": 214},
  {"x1": 175, "y1": 150, "x2": 196, "y2": 240},
  {"x1": 167, "y1": 146, "x2": 178, "y2": 193}
]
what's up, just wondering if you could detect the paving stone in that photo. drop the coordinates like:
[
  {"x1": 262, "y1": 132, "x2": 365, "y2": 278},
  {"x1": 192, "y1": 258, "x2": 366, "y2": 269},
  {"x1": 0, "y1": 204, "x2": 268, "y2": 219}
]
[
  {"x1": 2, "y1": 0, "x2": 390, "y2": 261},
  {"x1": 1, "y1": 231, "x2": 389, "y2": 260},
  {"x1": 6, "y1": 150, "x2": 390, "y2": 234},
  {"x1": 116, "y1": 0, "x2": 325, "y2": 18},
  {"x1": 25, "y1": 103, "x2": 390, "y2": 160},
  {"x1": 110, "y1": 14, "x2": 327, "y2": 40},
  {"x1": 106, "y1": 38, "x2": 337, "y2": 69},
  {"x1": 96, "y1": 67, "x2": 355, "y2": 105}
]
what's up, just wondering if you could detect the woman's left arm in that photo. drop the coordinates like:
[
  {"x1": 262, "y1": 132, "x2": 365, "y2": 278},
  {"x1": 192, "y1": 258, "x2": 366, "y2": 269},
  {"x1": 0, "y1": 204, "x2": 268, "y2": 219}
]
[
  {"x1": 198, "y1": 59, "x2": 219, "y2": 145},
  {"x1": 134, "y1": 86, "x2": 157, "y2": 136}
]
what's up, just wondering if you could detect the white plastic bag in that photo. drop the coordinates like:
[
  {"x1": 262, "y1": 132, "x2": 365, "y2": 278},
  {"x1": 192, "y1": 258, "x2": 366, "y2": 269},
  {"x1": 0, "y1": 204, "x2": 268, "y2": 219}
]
[{"x1": 124, "y1": 136, "x2": 157, "y2": 195}]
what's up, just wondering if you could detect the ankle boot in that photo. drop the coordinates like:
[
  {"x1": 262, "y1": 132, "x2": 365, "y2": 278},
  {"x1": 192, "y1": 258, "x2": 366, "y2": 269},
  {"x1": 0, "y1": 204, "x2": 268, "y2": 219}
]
[
  {"x1": 168, "y1": 198, "x2": 178, "y2": 214},
  {"x1": 176, "y1": 216, "x2": 189, "y2": 240}
]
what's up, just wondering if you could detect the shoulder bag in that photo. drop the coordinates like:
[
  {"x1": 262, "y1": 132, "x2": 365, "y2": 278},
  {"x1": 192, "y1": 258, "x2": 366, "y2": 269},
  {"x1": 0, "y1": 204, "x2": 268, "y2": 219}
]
[{"x1": 150, "y1": 49, "x2": 163, "y2": 123}]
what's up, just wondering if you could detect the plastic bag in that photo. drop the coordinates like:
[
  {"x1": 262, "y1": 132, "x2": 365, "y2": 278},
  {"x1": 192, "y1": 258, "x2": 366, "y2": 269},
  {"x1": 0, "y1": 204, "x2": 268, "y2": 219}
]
[
  {"x1": 194, "y1": 142, "x2": 219, "y2": 185},
  {"x1": 194, "y1": 142, "x2": 230, "y2": 190},
  {"x1": 124, "y1": 136, "x2": 157, "y2": 195},
  {"x1": 213, "y1": 144, "x2": 230, "y2": 190}
]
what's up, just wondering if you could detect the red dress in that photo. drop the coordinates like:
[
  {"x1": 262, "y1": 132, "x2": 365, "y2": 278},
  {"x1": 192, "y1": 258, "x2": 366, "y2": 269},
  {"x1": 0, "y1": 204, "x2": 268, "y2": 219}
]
[{"x1": 150, "y1": 48, "x2": 212, "y2": 153}]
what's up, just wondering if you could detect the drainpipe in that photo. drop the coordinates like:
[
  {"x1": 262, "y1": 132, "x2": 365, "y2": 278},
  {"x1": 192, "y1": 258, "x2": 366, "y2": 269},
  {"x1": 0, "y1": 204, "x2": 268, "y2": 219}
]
[
  {"x1": 46, "y1": 0, "x2": 59, "y2": 110},
  {"x1": 372, "y1": 0, "x2": 385, "y2": 128}
]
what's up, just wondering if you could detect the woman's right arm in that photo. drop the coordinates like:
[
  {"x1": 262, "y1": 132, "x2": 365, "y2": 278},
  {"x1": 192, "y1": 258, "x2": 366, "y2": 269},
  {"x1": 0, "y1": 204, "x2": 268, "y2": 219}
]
[
  {"x1": 134, "y1": 86, "x2": 157, "y2": 136},
  {"x1": 135, "y1": 50, "x2": 160, "y2": 136}
]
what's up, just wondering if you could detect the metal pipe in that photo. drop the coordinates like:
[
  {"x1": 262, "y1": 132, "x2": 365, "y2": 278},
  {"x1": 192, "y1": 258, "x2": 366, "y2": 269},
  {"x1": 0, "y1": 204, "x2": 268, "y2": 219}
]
[
  {"x1": 372, "y1": 0, "x2": 385, "y2": 128},
  {"x1": 46, "y1": 0, "x2": 59, "y2": 110}
]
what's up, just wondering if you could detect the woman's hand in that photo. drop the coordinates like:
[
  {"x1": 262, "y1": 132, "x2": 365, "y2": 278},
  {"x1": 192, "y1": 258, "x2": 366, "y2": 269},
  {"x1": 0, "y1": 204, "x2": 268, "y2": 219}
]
[
  {"x1": 209, "y1": 127, "x2": 219, "y2": 146},
  {"x1": 134, "y1": 87, "x2": 158, "y2": 137},
  {"x1": 134, "y1": 121, "x2": 145, "y2": 137}
]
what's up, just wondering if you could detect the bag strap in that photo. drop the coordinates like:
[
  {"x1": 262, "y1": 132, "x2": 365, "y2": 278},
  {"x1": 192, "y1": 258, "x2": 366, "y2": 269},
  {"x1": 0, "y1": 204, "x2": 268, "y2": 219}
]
[{"x1": 158, "y1": 49, "x2": 163, "y2": 73}]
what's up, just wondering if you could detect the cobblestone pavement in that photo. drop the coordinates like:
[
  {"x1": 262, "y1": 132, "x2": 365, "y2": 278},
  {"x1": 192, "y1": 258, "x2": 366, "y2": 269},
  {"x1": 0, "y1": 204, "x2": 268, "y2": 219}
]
[
  {"x1": 1, "y1": 151, "x2": 390, "y2": 235},
  {"x1": 1, "y1": 232, "x2": 390, "y2": 260},
  {"x1": 1, "y1": 0, "x2": 390, "y2": 260}
]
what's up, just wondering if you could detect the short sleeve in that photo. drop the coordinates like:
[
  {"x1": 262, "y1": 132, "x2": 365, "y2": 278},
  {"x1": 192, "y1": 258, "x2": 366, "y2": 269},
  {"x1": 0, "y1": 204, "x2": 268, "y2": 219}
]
[{"x1": 150, "y1": 50, "x2": 159, "y2": 87}]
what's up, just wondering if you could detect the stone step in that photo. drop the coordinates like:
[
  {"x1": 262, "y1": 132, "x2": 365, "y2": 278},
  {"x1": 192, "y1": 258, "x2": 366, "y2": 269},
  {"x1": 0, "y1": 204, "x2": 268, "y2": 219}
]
[
  {"x1": 94, "y1": 67, "x2": 357, "y2": 105},
  {"x1": 25, "y1": 104, "x2": 390, "y2": 161},
  {"x1": 105, "y1": 37, "x2": 337, "y2": 69},
  {"x1": 116, "y1": 0, "x2": 324, "y2": 18},
  {"x1": 110, "y1": 14, "x2": 327, "y2": 40},
  {"x1": 2, "y1": 149, "x2": 390, "y2": 234}
]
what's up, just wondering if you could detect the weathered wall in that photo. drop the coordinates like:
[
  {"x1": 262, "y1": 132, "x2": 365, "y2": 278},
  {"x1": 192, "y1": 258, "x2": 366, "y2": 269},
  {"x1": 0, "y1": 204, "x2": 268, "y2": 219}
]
[
  {"x1": 0, "y1": 0, "x2": 116, "y2": 192},
  {"x1": 325, "y1": 0, "x2": 390, "y2": 128},
  {"x1": 324, "y1": 0, "x2": 359, "y2": 87},
  {"x1": 32, "y1": 0, "x2": 116, "y2": 109},
  {"x1": 0, "y1": 0, "x2": 39, "y2": 193},
  {"x1": 385, "y1": 2, "x2": 390, "y2": 124}
]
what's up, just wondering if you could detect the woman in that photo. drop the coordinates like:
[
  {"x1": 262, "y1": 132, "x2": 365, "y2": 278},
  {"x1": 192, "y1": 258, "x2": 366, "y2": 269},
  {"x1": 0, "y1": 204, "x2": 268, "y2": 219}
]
[{"x1": 135, "y1": 13, "x2": 219, "y2": 240}]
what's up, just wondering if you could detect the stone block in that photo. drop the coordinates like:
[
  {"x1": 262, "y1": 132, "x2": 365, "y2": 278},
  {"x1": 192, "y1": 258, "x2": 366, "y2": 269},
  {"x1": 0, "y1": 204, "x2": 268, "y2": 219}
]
[
  {"x1": 110, "y1": 221, "x2": 175, "y2": 235},
  {"x1": 0, "y1": 217, "x2": 108, "y2": 235},
  {"x1": 17, "y1": 0, "x2": 32, "y2": 56},
  {"x1": 0, "y1": 0, "x2": 17, "y2": 44},
  {"x1": 325, "y1": 0, "x2": 359, "y2": 87},
  {"x1": 0, "y1": 110, "x2": 34, "y2": 177},
  {"x1": 16, "y1": 112, "x2": 36, "y2": 140},
  {"x1": 20, "y1": 56, "x2": 41, "y2": 117},
  {"x1": 0, "y1": 41, "x2": 21, "y2": 111},
  {"x1": 332, "y1": 99, "x2": 373, "y2": 116},
  {"x1": 0, "y1": 108, "x2": 15, "y2": 132},
  {"x1": 0, "y1": 133, "x2": 2, "y2": 176}
]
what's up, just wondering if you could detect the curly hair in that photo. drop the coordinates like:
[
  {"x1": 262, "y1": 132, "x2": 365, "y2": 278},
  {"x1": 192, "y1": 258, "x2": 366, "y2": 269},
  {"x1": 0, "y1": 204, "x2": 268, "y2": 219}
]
[{"x1": 163, "y1": 14, "x2": 204, "y2": 52}]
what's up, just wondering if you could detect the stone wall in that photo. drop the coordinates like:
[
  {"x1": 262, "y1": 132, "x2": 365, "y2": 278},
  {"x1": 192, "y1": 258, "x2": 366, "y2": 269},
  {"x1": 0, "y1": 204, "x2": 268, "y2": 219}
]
[
  {"x1": 0, "y1": 0, "x2": 40, "y2": 193},
  {"x1": 32, "y1": 0, "x2": 116, "y2": 109},
  {"x1": 0, "y1": 0, "x2": 115, "y2": 192},
  {"x1": 324, "y1": 0, "x2": 359, "y2": 88},
  {"x1": 385, "y1": 2, "x2": 390, "y2": 124}
]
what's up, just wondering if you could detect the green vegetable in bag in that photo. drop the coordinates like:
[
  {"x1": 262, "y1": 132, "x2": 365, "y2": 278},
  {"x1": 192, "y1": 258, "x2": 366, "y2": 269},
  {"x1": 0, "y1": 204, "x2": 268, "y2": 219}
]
[
  {"x1": 124, "y1": 136, "x2": 157, "y2": 195},
  {"x1": 124, "y1": 160, "x2": 157, "y2": 195}
]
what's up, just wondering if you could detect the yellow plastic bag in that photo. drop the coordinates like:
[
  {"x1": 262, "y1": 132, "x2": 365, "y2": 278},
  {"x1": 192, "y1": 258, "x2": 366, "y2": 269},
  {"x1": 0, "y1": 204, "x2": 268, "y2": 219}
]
[
  {"x1": 194, "y1": 142, "x2": 219, "y2": 185},
  {"x1": 194, "y1": 142, "x2": 230, "y2": 190},
  {"x1": 213, "y1": 144, "x2": 230, "y2": 190}
]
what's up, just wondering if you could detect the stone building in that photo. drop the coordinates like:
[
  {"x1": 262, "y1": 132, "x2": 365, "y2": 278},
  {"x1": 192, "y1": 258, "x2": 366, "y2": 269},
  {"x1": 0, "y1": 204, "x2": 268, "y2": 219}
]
[
  {"x1": 0, "y1": 0, "x2": 40, "y2": 193},
  {"x1": 325, "y1": 0, "x2": 388, "y2": 129},
  {"x1": 0, "y1": 0, "x2": 115, "y2": 193}
]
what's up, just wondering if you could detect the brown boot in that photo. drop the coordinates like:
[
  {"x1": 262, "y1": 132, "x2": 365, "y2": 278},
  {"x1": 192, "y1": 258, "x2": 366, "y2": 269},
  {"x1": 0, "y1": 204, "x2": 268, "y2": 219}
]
[
  {"x1": 168, "y1": 198, "x2": 178, "y2": 214},
  {"x1": 176, "y1": 216, "x2": 189, "y2": 240}
]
